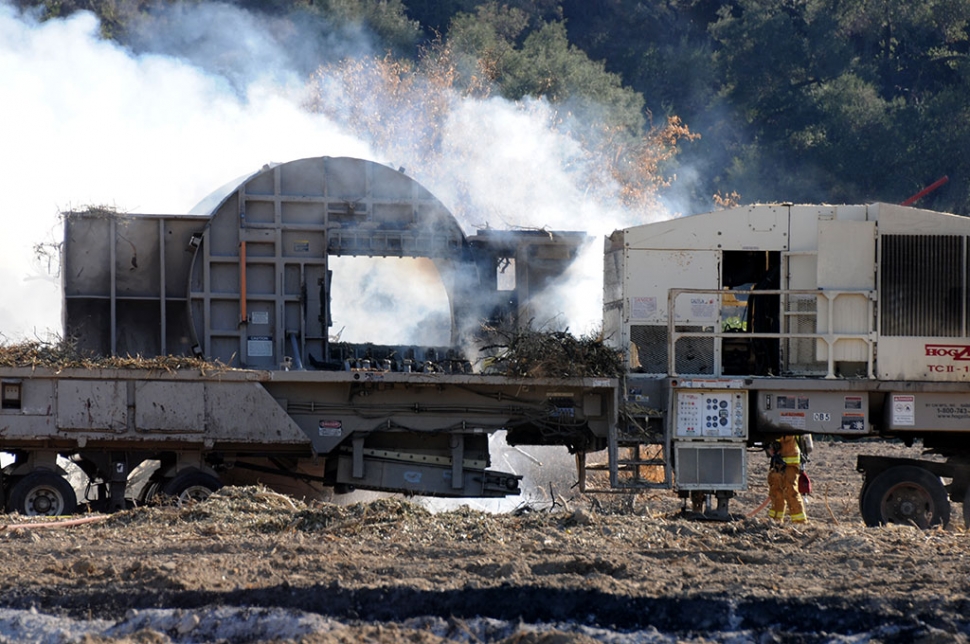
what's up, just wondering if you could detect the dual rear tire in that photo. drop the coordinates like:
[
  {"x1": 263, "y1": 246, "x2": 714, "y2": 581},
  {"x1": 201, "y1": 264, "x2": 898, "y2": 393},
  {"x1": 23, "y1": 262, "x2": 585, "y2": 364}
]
[{"x1": 4, "y1": 468, "x2": 222, "y2": 515}]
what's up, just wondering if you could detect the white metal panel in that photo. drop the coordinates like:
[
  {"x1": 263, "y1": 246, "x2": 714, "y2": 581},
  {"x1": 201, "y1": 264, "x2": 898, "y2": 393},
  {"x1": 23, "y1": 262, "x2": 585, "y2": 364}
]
[
  {"x1": 816, "y1": 294, "x2": 871, "y2": 362},
  {"x1": 817, "y1": 220, "x2": 875, "y2": 289},
  {"x1": 57, "y1": 380, "x2": 127, "y2": 431},
  {"x1": 886, "y1": 392, "x2": 970, "y2": 430},
  {"x1": 834, "y1": 204, "x2": 869, "y2": 221},
  {"x1": 786, "y1": 254, "x2": 817, "y2": 289},
  {"x1": 624, "y1": 249, "x2": 719, "y2": 324},
  {"x1": 788, "y1": 206, "x2": 835, "y2": 252},
  {"x1": 870, "y1": 203, "x2": 970, "y2": 234},
  {"x1": 878, "y1": 337, "x2": 970, "y2": 381},
  {"x1": 135, "y1": 381, "x2": 205, "y2": 432},
  {"x1": 622, "y1": 205, "x2": 789, "y2": 252},
  {"x1": 602, "y1": 306, "x2": 625, "y2": 353},
  {"x1": 816, "y1": 220, "x2": 875, "y2": 362}
]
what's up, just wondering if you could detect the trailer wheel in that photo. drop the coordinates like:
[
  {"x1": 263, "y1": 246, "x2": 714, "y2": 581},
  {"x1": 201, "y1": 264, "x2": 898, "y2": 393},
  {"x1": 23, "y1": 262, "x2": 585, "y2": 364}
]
[
  {"x1": 963, "y1": 488, "x2": 970, "y2": 530},
  {"x1": 6, "y1": 470, "x2": 78, "y2": 516},
  {"x1": 160, "y1": 471, "x2": 222, "y2": 507},
  {"x1": 858, "y1": 478, "x2": 871, "y2": 517},
  {"x1": 138, "y1": 478, "x2": 164, "y2": 505},
  {"x1": 860, "y1": 466, "x2": 950, "y2": 529}
]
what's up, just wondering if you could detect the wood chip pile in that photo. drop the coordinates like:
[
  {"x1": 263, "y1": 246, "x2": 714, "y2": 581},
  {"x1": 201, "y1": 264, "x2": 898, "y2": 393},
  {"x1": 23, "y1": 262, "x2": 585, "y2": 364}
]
[{"x1": 84, "y1": 485, "x2": 969, "y2": 558}]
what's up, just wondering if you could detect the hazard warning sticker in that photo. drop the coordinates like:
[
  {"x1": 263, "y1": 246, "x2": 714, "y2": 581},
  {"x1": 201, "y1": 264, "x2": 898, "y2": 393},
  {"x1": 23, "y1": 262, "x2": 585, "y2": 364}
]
[{"x1": 892, "y1": 395, "x2": 915, "y2": 426}]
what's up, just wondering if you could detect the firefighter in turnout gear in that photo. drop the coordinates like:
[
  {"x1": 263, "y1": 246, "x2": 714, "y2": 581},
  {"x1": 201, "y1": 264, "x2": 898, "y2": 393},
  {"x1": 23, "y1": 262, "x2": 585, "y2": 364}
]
[{"x1": 766, "y1": 435, "x2": 807, "y2": 523}]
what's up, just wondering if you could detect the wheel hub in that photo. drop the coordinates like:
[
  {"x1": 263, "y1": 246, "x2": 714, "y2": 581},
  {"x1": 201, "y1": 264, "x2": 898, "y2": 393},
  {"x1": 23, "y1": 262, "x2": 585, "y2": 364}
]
[
  {"x1": 27, "y1": 488, "x2": 62, "y2": 516},
  {"x1": 897, "y1": 499, "x2": 917, "y2": 517},
  {"x1": 882, "y1": 484, "x2": 932, "y2": 527}
]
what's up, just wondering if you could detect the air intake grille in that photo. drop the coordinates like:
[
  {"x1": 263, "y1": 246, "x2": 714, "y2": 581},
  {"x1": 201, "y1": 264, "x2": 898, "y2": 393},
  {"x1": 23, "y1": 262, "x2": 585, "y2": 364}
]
[{"x1": 881, "y1": 235, "x2": 965, "y2": 337}]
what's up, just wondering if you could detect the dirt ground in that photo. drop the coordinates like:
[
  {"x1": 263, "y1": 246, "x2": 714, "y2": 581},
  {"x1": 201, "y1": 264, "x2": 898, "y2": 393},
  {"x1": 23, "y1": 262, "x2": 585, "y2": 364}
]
[{"x1": 2, "y1": 439, "x2": 970, "y2": 643}]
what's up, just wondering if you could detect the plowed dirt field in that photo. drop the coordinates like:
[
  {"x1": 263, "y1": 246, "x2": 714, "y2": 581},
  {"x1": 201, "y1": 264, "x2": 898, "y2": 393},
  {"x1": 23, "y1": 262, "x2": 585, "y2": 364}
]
[{"x1": 2, "y1": 439, "x2": 969, "y2": 643}]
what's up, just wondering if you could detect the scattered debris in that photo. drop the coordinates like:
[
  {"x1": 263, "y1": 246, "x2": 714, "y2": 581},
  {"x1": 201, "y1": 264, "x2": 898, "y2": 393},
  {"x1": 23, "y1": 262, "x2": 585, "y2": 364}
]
[
  {"x1": 0, "y1": 338, "x2": 228, "y2": 373},
  {"x1": 480, "y1": 327, "x2": 624, "y2": 378}
]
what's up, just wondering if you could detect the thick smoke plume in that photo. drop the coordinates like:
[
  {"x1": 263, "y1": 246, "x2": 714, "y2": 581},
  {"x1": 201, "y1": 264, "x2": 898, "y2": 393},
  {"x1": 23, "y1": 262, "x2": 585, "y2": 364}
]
[
  {"x1": 0, "y1": 0, "x2": 682, "y2": 506},
  {"x1": 0, "y1": 0, "x2": 672, "y2": 345},
  {"x1": 0, "y1": 2, "x2": 370, "y2": 339}
]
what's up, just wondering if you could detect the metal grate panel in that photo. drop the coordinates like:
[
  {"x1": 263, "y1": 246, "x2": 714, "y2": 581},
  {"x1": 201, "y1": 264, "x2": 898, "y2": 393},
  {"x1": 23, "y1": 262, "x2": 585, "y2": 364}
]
[
  {"x1": 881, "y1": 235, "x2": 965, "y2": 337},
  {"x1": 675, "y1": 444, "x2": 746, "y2": 490},
  {"x1": 673, "y1": 330, "x2": 715, "y2": 374},
  {"x1": 630, "y1": 325, "x2": 714, "y2": 374},
  {"x1": 784, "y1": 295, "x2": 825, "y2": 374},
  {"x1": 631, "y1": 325, "x2": 667, "y2": 373}
]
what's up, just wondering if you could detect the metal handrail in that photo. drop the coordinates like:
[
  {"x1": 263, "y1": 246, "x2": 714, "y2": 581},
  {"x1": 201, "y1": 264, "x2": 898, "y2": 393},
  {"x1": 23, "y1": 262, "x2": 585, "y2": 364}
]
[{"x1": 666, "y1": 288, "x2": 877, "y2": 379}]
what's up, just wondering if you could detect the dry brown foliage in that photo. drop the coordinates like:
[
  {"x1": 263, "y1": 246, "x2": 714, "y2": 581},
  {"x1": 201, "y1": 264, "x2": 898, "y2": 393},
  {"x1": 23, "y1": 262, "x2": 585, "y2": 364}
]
[
  {"x1": 479, "y1": 327, "x2": 623, "y2": 378},
  {"x1": 713, "y1": 190, "x2": 742, "y2": 209},
  {"x1": 304, "y1": 45, "x2": 695, "y2": 215},
  {"x1": 0, "y1": 339, "x2": 226, "y2": 373}
]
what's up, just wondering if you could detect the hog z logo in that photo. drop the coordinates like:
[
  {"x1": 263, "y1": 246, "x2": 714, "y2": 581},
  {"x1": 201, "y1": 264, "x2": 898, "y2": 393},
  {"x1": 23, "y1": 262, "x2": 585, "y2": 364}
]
[{"x1": 925, "y1": 344, "x2": 970, "y2": 360}]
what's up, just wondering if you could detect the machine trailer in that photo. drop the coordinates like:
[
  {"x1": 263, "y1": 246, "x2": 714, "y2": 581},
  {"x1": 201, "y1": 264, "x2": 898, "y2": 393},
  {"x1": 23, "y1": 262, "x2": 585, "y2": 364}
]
[
  {"x1": 1, "y1": 157, "x2": 617, "y2": 516},
  {"x1": 602, "y1": 200, "x2": 970, "y2": 528},
  {"x1": 2, "y1": 157, "x2": 970, "y2": 528}
]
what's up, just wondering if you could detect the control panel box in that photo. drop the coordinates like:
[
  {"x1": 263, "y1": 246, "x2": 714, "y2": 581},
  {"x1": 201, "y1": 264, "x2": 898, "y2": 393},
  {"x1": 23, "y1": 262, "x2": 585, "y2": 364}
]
[{"x1": 674, "y1": 389, "x2": 747, "y2": 439}]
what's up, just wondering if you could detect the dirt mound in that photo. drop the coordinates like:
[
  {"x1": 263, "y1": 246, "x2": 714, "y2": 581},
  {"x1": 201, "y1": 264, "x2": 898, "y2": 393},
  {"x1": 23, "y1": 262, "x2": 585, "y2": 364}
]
[{"x1": 2, "y1": 440, "x2": 969, "y2": 642}]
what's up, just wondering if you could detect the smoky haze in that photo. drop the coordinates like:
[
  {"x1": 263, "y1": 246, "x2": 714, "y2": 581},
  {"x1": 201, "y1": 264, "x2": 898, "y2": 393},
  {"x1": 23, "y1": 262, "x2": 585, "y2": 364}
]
[
  {"x1": 0, "y1": 2, "x2": 371, "y2": 340},
  {"x1": 0, "y1": 0, "x2": 670, "y2": 346}
]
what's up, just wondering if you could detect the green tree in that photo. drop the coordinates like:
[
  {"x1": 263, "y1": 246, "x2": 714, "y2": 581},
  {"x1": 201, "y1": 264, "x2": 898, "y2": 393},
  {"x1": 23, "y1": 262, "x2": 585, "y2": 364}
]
[
  {"x1": 309, "y1": 0, "x2": 421, "y2": 53},
  {"x1": 405, "y1": 0, "x2": 560, "y2": 37},
  {"x1": 447, "y1": 3, "x2": 646, "y2": 134},
  {"x1": 706, "y1": 0, "x2": 970, "y2": 212},
  {"x1": 561, "y1": 0, "x2": 720, "y2": 118}
]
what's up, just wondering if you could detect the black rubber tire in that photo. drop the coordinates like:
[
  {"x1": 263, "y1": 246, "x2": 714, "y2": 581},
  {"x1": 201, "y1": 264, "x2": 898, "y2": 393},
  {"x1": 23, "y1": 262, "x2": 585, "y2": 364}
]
[
  {"x1": 6, "y1": 470, "x2": 78, "y2": 516},
  {"x1": 160, "y1": 470, "x2": 222, "y2": 507},
  {"x1": 860, "y1": 465, "x2": 950, "y2": 529},
  {"x1": 858, "y1": 478, "x2": 871, "y2": 517},
  {"x1": 963, "y1": 487, "x2": 970, "y2": 530},
  {"x1": 138, "y1": 478, "x2": 164, "y2": 506}
]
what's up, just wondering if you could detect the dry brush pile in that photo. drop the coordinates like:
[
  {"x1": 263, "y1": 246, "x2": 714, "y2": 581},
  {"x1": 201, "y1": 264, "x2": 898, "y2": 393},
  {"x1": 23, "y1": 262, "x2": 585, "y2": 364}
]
[{"x1": 0, "y1": 339, "x2": 224, "y2": 373}]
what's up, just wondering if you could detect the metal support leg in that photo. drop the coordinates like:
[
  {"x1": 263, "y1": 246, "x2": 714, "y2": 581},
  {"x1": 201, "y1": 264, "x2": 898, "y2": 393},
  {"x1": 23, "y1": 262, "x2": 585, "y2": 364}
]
[
  {"x1": 451, "y1": 434, "x2": 464, "y2": 490},
  {"x1": 352, "y1": 437, "x2": 365, "y2": 479}
]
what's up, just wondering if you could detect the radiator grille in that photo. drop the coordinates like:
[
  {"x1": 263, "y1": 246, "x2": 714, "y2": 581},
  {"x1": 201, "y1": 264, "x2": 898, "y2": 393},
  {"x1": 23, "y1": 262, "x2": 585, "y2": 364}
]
[{"x1": 881, "y1": 235, "x2": 965, "y2": 337}]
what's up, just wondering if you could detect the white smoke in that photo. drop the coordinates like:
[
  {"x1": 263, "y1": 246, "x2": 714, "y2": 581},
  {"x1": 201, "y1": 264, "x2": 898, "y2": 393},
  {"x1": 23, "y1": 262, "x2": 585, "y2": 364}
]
[
  {"x1": 1, "y1": 1, "x2": 672, "y2": 344},
  {"x1": 328, "y1": 256, "x2": 452, "y2": 346},
  {"x1": 0, "y1": 0, "x2": 681, "y2": 509},
  {"x1": 435, "y1": 98, "x2": 628, "y2": 231},
  {"x1": 0, "y1": 2, "x2": 370, "y2": 340}
]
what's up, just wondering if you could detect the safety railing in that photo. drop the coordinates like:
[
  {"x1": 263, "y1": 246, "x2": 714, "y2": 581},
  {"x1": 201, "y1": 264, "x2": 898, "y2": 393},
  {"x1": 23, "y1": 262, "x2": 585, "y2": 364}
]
[{"x1": 666, "y1": 288, "x2": 877, "y2": 379}]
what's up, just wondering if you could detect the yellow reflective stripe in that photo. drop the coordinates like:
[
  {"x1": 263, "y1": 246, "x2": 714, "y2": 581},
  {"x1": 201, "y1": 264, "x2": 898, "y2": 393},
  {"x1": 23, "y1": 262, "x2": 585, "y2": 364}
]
[
  {"x1": 782, "y1": 455, "x2": 801, "y2": 465},
  {"x1": 790, "y1": 513, "x2": 807, "y2": 522}
]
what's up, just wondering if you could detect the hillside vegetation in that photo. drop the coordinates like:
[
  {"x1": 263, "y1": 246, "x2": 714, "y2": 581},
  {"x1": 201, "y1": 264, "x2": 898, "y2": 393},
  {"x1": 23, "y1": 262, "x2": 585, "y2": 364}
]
[{"x1": 14, "y1": 0, "x2": 970, "y2": 215}]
